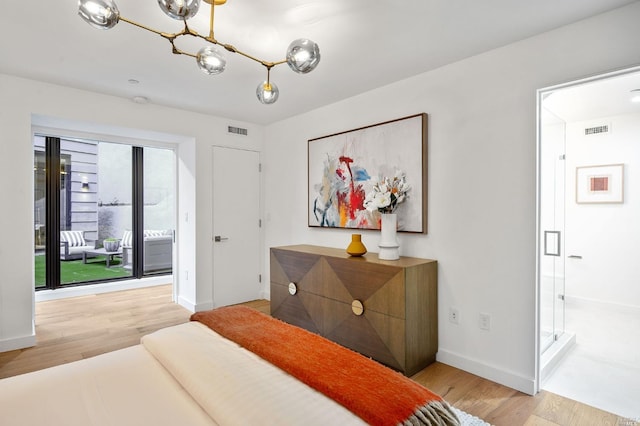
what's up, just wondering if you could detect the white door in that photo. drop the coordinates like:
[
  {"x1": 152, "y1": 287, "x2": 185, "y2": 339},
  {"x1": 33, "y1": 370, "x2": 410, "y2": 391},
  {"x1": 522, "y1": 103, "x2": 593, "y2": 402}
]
[{"x1": 212, "y1": 146, "x2": 261, "y2": 306}]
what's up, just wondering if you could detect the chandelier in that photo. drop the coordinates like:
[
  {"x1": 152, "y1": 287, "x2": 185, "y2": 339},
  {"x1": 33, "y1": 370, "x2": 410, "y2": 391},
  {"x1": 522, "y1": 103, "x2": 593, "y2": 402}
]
[{"x1": 77, "y1": 0, "x2": 321, "y2": 105}]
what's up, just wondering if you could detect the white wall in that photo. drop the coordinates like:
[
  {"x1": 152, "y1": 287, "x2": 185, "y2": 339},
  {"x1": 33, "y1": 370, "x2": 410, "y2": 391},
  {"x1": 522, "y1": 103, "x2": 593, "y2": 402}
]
[
  {"x1": 565, "y1": 113, "x2": 640, "y2": 308},
  {"x1": 262, "y1": 3, "x2": 640, "y2": 394},
  {"x1": 0, "y1": 74, "x2": 264, "y2": 351}
]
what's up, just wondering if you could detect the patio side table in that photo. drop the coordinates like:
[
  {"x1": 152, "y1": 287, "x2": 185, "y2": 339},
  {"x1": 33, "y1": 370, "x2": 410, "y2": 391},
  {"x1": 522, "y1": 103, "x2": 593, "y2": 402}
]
[{"x1": 82, "y1": 248, "x2": 123, "y2": 268}]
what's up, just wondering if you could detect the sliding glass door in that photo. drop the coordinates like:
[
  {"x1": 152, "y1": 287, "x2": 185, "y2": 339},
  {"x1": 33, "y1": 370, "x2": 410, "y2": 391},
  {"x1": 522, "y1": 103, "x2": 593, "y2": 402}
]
[
  {"x1": 142, "y1": 148, "x2": 175, "y2": 275},
  {"x1": 34, "y1": 135, "x2": 174, "y2": 290}
]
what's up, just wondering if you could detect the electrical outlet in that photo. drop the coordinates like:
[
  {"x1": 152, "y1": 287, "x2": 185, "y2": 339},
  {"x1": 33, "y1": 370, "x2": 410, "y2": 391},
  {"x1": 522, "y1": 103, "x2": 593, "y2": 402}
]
[
  {"x1": 479, "y1": 313, "x2": 491, "y2": 331},
  {"x1": 449, "y1": 307, "x2": 460, "y2": 324}
]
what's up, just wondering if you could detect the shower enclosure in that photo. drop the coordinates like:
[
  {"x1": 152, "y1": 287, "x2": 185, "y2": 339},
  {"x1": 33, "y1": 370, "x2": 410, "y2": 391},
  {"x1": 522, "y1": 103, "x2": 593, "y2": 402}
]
[{"x1": 538, "y1": 101, "x2": 569, "y2": 373}]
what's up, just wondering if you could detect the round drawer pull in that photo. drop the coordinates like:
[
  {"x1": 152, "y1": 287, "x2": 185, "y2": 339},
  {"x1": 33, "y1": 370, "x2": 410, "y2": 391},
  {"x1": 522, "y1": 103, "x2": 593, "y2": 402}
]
[
  {"x1": 288, "y1": 282, "x2": 297, "y2": 295},
  {"x1": 351, "y1": 299, "x2": 364, "y2": 316}
]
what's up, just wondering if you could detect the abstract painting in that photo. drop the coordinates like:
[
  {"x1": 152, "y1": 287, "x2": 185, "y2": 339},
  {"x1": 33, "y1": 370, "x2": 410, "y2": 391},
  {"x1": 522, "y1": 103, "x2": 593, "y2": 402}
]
[
  {"x1": 308, "y1": 113, "x2": 427, "y2": 233},
  {"x1": 575, "y1": 164, "x2": 624, "y2": 204}
]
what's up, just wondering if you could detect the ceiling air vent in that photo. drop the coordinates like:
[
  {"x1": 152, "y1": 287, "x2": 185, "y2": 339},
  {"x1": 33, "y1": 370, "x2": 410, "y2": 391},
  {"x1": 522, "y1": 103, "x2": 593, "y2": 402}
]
[
  {"x1": 228, "y1": 126, "x2": 248, "y2": 136},
  {"x1": 584, "y1": 124, "x2": 609, "y2": 136}
]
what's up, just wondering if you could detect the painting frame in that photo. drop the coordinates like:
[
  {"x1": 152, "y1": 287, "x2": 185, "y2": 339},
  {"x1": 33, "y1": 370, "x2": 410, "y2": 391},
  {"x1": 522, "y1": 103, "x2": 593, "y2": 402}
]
[
  {"x1": 308, "y1": 113, "x2": 427, "y2": 233},
  {"x1": 575, "y1": 163, "x2": 624, "y2": 204}
]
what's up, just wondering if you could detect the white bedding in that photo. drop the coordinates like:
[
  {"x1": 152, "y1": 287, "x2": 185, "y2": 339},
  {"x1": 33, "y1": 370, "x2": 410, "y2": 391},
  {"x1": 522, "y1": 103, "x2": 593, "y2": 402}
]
[
  {"x1": 143, "y1": 322, "x2": 365, "y2": 426},
  {"x1": 0, "y1": 322, "x2": 365, "y2": 426},
  {"x1": 0, "y1": 341, "x2": 216, "y2": 426}
]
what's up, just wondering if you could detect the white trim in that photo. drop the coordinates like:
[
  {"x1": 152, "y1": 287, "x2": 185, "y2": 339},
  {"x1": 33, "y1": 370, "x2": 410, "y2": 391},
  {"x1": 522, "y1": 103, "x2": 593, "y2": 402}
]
[
  {"x1": 437, "y1": 349, "x2": 536, "y2": 396},
  {"x1": 0, "y1": 334, "x2": 36, "y2": 352},
  {"x1": 35, "y1": 276, "x2": 172, "y2": 302},
  {"x1": 534, "y1": 64, "x2": 640, "y2": 396},
  {"x1": 177, "y1": 295, "x2": 213, "y2": 313},
  {"x1": 537, "y1": 64, "x2": 640, "y2": 95},
  {"x1": 31, "y1": 115, "x2": 192, "y2": 147}
]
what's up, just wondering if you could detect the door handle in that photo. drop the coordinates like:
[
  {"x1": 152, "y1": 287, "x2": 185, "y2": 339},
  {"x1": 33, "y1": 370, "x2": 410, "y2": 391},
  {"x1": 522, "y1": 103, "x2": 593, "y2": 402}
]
[
  {"x1": 567, "y1": 255, "x2": 582, "y2": 259},
  {"x1": 214, "y1": 236, "x2": 229, "y2": 242},
  {"x1": 544, "y1": 231, "x2": 561, "y2": 256}
]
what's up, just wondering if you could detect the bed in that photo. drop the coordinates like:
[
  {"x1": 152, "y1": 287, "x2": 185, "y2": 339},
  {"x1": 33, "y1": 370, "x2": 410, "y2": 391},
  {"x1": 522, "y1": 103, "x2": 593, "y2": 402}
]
[{"x1": 0, "y1": 306, "x2": 463, "y2": 426}]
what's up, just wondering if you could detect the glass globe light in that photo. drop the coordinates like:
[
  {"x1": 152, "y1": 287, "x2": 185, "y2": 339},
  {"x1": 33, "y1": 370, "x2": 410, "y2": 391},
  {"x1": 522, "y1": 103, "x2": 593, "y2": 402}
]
[
  {"x1": 78, "y1": 0, "x2": 120, "y2": 29},
  {"x1": 157, "y1": 0, "x2": 201, "y2": 20},
  {"x1": 286, "y1": 39, "x2": 320, "y2": 74},
  {"x1": 256, "y1": 81, "x2": 279, "y2": 105},
  {"x1": 196, "y1": 46, "x2": 226, "y2": 75}
]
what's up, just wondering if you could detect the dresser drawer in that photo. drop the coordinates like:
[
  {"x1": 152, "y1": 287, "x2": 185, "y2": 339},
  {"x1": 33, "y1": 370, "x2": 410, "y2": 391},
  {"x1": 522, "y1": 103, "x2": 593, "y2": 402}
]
[
  {"x1": 270, "y1": 249, "x2": 322, "y2": 289},
  {"x1": 324, "y1": 256, "x2": 406, "y2": 319},
  {"x1": 325, "y1": 301, "x2": 406, "y2": 372},
  {"x1": 270, "y1": 282, "x2": 322, "y2": 334}
]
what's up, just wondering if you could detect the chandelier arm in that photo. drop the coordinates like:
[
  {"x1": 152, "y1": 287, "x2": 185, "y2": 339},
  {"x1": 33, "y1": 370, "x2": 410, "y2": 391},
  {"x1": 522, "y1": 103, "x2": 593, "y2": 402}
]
[
  {"x1": 182, "y1": 20, "x2": 200, "y2": 38},
  {"x1": 118, "y1": 16, "x2": 175, "y2": 40},
  {"x1": 167, "y1": 39, "x2": 197, "y2": 58},
  {"x1": 189, "y1": 32, "x2": 286, "y2": 69},
  {"x1": 223, "y1": 46, "x2": 284, "y2": 69},
  {"x1": 173, "y1": 49, "x2": 197, "y2": 59}
]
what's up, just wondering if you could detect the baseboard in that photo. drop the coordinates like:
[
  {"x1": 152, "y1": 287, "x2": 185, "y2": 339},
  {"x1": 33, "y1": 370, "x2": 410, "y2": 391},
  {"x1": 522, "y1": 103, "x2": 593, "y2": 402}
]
[
  {"x1": 177, "y1": 295, "x2": 213, "y2": 313},
  {"x1": 260, "y1": 288, "x2": 270, "y2": 301},
  {"x1": 177, "y1": 295, "x2": 195, "y2": 311},
  {"x1": 0, "y1": 333, "x2": 36, "y2": 352},
  {"x1": 437, "y1": 349, "x2": 536, "y2": 395}
]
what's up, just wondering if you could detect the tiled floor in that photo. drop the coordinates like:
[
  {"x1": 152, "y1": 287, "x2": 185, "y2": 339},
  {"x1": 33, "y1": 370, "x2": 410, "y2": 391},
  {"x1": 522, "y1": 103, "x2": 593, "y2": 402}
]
[{"x1": 542, "y1": 298, "x2": 640, "y2": 420}]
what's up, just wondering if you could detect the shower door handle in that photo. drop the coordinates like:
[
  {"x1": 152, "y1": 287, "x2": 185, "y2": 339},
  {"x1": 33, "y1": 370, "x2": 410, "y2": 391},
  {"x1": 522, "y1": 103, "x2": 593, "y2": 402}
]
[
  {"x1": 567, "y1": 255, "x2": 582, "y2": 259},
  {"x1": 544, "y1": 231, "x2": 561, "y2": 256}
]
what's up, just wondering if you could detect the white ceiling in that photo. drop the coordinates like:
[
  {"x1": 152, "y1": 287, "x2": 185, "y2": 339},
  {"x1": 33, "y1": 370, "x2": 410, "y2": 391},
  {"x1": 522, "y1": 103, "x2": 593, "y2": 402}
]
[{"x1": 1, "y1": 0, "x2": 637, "y2": 125}]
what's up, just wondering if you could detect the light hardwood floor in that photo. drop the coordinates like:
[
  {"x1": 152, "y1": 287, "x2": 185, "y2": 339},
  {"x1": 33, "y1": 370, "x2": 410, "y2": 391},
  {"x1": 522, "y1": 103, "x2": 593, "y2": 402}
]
[{"x1": 0, "y1": 285, "x2": 630, "y2": 426}]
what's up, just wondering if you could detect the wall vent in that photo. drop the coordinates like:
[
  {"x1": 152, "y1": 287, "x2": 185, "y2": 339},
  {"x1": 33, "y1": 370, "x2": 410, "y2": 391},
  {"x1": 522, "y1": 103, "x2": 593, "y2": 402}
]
[
  {"x1": 584, "y1": 124, "x2": 609, "y2": 136},
  {"x1": 228, "y1": 126, "x2": 248, "y2": 136}
]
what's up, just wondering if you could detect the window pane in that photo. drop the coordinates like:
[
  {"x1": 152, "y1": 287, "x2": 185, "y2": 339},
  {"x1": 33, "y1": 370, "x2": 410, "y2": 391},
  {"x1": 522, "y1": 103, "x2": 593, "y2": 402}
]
[
  {"x1": 34, "y1": 149, "x2": 46, "y2": 289},
  {"x1": 143, "y1": 147, "x2": 175, "y2": 275}
]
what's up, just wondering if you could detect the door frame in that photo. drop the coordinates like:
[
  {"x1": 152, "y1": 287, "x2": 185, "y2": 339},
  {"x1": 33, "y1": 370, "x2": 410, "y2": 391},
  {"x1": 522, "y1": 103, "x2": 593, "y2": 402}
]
[
  {"x1": 534, "y1": 64, "x2": 640, "y2": 392},
  {"x1": 211, "y1": 145, "x2": 263, "y2": 307}
]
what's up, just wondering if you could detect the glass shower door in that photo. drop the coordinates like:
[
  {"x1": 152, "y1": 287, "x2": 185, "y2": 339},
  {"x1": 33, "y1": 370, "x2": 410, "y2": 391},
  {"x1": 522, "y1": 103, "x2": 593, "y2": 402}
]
[{"x1": 539, "y1": 106, "x2": 566, "y2": 355}]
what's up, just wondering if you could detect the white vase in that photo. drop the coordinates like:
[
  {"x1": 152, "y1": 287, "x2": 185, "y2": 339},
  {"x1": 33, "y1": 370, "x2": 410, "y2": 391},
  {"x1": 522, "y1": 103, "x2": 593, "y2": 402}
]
[{"x1": 378, "y1": 213, "x2": 400, "y2": 260}]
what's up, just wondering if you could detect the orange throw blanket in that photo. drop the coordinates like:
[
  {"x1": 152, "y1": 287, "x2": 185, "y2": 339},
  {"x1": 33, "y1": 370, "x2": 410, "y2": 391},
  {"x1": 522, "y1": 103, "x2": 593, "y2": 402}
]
[{"x1": 191, "y1": 306, "x2": 460, "y2": 426}]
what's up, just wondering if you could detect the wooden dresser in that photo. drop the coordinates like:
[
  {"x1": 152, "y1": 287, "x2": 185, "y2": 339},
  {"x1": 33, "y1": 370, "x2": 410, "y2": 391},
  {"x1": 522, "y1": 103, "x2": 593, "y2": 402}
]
[{"x1": 270, "y1": 245, "x2": 438, "y2": 376}]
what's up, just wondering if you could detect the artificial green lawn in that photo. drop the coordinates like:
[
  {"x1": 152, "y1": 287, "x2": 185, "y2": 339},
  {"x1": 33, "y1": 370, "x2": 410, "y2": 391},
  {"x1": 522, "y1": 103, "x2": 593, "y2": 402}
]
[{"x1": 34, "y1": 254, "x2": 131, "y2": 288}]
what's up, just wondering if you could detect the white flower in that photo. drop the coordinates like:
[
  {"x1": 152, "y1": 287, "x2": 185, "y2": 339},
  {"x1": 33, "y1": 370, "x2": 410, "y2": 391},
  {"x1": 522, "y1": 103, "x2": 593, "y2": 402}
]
[
  {"x1": 364, "y1": 170, "x2": 411, "y2": 214},
  {"x1": 375, "y1": 192, "x2": 392, "y2": 210}
]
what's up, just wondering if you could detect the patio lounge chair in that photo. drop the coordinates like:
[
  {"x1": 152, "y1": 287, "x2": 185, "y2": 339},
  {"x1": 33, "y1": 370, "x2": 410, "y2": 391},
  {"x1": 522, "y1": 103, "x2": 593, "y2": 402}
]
[
  {"x1": 121, "y1": 230, "x2": 173, "y2": 272},
  {"x1": 60, "y1": 230, "x2": 98, "y2": 261}
]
